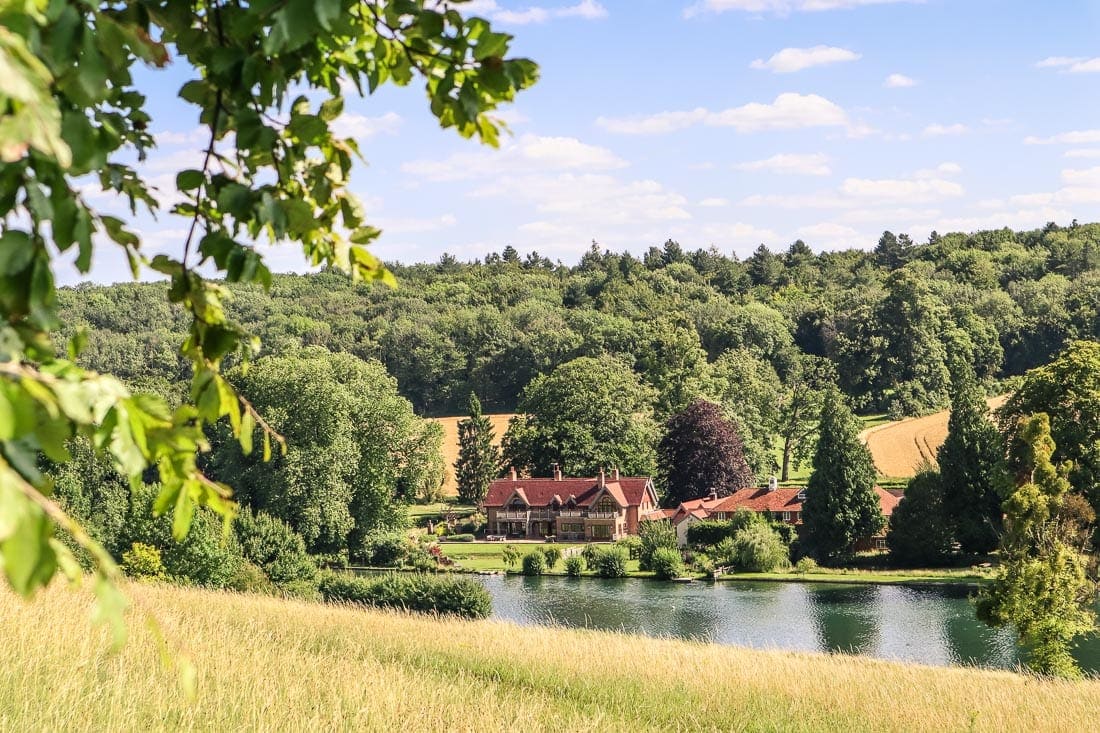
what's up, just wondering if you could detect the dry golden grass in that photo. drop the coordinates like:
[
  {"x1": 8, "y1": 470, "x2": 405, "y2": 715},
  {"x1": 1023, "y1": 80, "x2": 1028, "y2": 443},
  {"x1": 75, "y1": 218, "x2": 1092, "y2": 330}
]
[
  {"x1": 861, "y1": 396, "x2": 1007, "y2": 479},
  {"x1": 431, "y1": 413, "x2": 514, "y2": 495},
  {"x1": 2, "y1": 581, "x2": 1098, "y2": 732}
]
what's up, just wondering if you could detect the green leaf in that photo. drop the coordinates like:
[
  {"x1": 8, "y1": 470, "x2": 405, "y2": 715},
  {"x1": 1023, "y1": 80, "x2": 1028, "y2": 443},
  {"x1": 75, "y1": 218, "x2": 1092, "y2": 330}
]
[
  {"x1": 176, "y1": 169, "x2": 204, "y2": 192},
  {"x1": 0, "y1": 230, "x2": 34, "y2": 275},
  {"x1": 1, "y1": 503, "x2": 56, "y2": 598},
  {"x1": 172, "y1": 481, "x2": 194, "y2": 541},
  {"x1": 239, "y1": 410, "x2": 254, "y2": 456}
]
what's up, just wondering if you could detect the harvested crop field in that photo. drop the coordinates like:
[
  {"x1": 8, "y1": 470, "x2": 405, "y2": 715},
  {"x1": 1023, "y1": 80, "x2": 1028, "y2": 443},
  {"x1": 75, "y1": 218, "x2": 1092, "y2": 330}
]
[
  {"x1": 431, "y1": 413, "x2": 514, "y2": 495},
  {"x1": 860, "y1": 396, "x2": 1006, "y2": 479}
]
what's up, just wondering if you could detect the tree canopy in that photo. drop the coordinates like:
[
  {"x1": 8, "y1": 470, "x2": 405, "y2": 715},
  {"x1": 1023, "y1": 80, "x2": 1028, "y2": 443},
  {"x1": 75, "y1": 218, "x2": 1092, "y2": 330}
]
[
  {"x1": 501, "y1": 356, "x2": 657, "y2": 477},
  {"x1": 657, "y1": 399, "x2": 754, "y2": 506},
  {"x1": 0, "y1": 0, "x2": 535, "y2": 626},
  {"x1": 801, "y1": 390, "x2": 885, "y2": 564}
]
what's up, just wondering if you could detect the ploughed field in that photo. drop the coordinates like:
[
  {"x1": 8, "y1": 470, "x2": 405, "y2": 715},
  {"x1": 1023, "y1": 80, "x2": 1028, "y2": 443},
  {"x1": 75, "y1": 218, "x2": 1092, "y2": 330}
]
[
  {"x1": 3, "y1": 582, "x2": 1098, "y2": 732},
  {"x1": 860, "y1": 396, "x2": 1007, "y2": 479},
  {"x1": 431, "y1": 413, "x2": 513, "y2": 495}
]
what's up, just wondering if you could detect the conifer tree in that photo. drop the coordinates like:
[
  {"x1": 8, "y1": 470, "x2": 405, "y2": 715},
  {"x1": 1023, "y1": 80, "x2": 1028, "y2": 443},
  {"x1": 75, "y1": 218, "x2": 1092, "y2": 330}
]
[
  {"x1": 887, "y1": 468, "x2": 954, "y2": 566},
  {"x1": 802, "y1": 390, "x2": 884, "y2": 564},
  {"x1": 455, "y1": 394, "x2": 500, "y2": 505},
  {"x1": 939, "y1": 359, "x2": 1006, "y2": 554},
  {"x1": 976, "y1": 414, "x2": 1096, "y2": 678}
]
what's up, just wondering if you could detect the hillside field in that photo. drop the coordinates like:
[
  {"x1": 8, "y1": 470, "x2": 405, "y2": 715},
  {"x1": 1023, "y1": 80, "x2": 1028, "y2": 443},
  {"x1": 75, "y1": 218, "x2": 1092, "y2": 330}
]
[
  {"x1": 2, "y1": 582, "x2": 1098, "y2": 732},
  {"x1": 431, "y1": 413, "x2": 514, "y2": 495},
  {"x1": 861, "y1": 396, "x2": 1008, "y2": 479}
]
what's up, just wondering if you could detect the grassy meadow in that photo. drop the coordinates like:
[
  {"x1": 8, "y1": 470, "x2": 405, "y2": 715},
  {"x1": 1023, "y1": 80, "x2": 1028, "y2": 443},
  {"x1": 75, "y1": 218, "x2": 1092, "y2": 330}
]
[{"x1": 2, "y1": 582, "x2": 1098, "y2": 732}]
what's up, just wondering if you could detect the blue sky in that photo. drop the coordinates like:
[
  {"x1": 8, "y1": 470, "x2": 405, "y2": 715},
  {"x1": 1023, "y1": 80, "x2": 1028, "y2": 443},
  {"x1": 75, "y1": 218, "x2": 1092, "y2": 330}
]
[{"x1": 67, "y1": 0, "x2": 1100, "y2": 283}]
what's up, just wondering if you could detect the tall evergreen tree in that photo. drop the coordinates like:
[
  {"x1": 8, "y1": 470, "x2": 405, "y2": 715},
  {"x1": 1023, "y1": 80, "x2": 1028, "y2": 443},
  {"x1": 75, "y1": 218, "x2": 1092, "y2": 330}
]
[
  {"x1": 802, "y1": 390, "x2": 885, "y2": 564},
  {"x1": 886, "y1": 468, "x2": 954, "y2": 566},
  {"x1": 658, "y1": 399, "x2": 755, "y2": 506},
  {"x1": 455, "y1": 393, "x2": 500, "y2": 505},
  {"x1": 939, "y1": 359, "x2": 1006, "y2": 554},
  {"x1": 976, "y1": 414, "x2": 1096, "y2": 678}
]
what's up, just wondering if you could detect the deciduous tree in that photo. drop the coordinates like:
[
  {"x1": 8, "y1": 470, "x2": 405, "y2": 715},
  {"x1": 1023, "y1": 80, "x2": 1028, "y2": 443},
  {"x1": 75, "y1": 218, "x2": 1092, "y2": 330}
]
[
  {"x1": 658, "y1": 399, "x2": 755, "y2": 506},
  {"x1": 502, "y1": 356, "x2": 657, "y2": 477},
  {"x1": 0, "y1": 0, "x2": 535, "y2": 632}
]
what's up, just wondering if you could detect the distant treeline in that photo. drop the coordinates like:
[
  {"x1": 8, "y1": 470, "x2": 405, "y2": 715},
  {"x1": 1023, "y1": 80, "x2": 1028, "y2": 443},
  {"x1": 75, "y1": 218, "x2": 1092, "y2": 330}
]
[{"x1": 60, "y1": 222, "x2": 1100, "y2": 421}]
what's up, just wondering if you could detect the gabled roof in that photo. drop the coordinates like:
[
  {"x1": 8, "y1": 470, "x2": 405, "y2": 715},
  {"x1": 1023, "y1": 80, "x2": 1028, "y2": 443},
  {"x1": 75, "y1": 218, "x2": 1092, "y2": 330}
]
[
  {"x1": 483, "y1": 475, "x2": 654, "y2": 508},
  {"x1": 668, "y1": 485, "x2": 898, "y2": 525}
]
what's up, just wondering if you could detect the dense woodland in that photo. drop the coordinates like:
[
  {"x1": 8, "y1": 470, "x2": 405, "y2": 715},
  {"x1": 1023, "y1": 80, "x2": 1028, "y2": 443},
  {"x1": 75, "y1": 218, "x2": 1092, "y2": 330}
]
[{"x1": 60, "y1": 222, "x2": 1100, "y2": 474}]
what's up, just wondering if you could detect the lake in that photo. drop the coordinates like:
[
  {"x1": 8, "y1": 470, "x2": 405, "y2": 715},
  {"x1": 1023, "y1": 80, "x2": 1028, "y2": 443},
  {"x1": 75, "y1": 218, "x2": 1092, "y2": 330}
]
[{"x1": 475, "y1": 574, "x2": 1100, "y2": 672}]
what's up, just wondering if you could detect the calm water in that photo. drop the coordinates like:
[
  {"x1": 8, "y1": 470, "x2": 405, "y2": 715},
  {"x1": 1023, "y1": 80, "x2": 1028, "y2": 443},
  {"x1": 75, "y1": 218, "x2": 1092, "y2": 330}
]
[{"x1": 475, "y1": 574, "x2": 1100, "y2": 672}]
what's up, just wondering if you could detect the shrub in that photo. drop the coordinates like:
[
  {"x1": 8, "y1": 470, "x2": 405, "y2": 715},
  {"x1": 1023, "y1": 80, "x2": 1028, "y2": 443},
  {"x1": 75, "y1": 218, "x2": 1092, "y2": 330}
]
[
  {"x1": 226, "y1": 562, "x2": 276, "y2": 594},
  {"x1": 522, "y1": 551, "x2": 547, "y2": 576},
  {"x1": 650, "y1": 547, "x2": 685, "y2": 580},
  {"x1": 501, "y1": 545, "x2": 521, "y2": 569},
  {"x1": 565, "y1": 555, "x2": 585, "y2": 576},
  {"x1": 593, "y1": 546, "x2": 629, "y2": 578},
  {"x1": 318, "y1": 572, "x2": 491, "y2": 619},
  {"x1": 122, "y1": 485, "x2": 244, "y2": 588},
  {"x1": 794, "y1": 556, "x2": 819, "y2": 574},
  {"x1": 615, "y1": 535, "x2": 643, "y2": 560},
  {"x1": 121, "y1": 542, "x2": 166, "y2": 581},
  {"x1": 638, "y1": 520, "x2": 678, "y2": 570},
  {"x1": 730, "y1": 524, "x2": 790, "y2": 572},
  {"x1": 279, "y1": 578, "x2": 324, "y2": 602},
  {"x1": 445, "y1": 533, "x2": 475, "y2": 542},
  {"x1": 692, "y1": 552, "x2": 715, "y2": 574},
  {"x1": 686, "y1": 510, "x2": 765, "y2": 547},
  {"x1": 360, "y1": 532, "x2": 413, "y2": 567},
  {"x1": 235, "y1": 508, "x2": 317, "y2": 586},
  {"x1": 581, "y1": 543, "x2": 600, "y2": 565},
  {"x1": 542, "y1": 545, "x2": 563, "y2": 569},
  {"x1": 457, "y1": 512, "x2": 486, "y2": 535}
]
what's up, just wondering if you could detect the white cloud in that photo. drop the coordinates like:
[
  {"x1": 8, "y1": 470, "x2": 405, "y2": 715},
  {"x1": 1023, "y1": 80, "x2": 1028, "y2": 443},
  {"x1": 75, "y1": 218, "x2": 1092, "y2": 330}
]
[
  {"x1": 402, "y1": 134, "x2": 626, "y2": 182},
  {"x1": 749, "y1": 46, "x2": 860, "y2": 73},
  {"x1": 1065, "y1": 148, "x2": 1100, "y2": 159},
  {"x1": 1035, "y1": 56, "x2": 1100, "y2": 73},
  {"x1": 597, "y1": 93, "x2": 848, "y2": 134},
  {"x1": 331, "y1": 112, "x2": 402, "y2": 138},
  {"x1": 884, "y1": 73, "x2": 916, "y2": 88},
  {"x1": 841, "y1": 176, "x2": 964, "y2": 202},
  {"x1": 492, "y1": 108, "x2": 531, "y2": 126},
  {"x1": 734, "y1": 152, "x2": 831, "y2": 176},
  {"x1": 739, "y1": 191, "x2": 851, "y2": 209},
  {"x1": 154, "y1": 128, "x2": 206, "y2": 146},
  {"x1": 796, "y1": 222, "x2": 858, "y2": 238},
  {"x1": 1025, "y1": 129, "x2": 1100, "y2": 145},
  {"x1": 914, "y1": 162, "x2": 962, "y2": 178},
  {"x1": 376, "y1": 214, "x2": 458, "y2": 234},
  {"x1": 922, "y1": 123, "x2": 969, "y2": 137},
  {"x1": 684, "y1": 0, "x2": 920, "y2": 17},
  {"x1": 697, "y1": 197, "x2": 729, "y2": 207},
  {"x1": 467, "y1": 0, "x2": 607, "y2": 24},
  {"x1": 1061, "y1": 166, "x2": 1100, "y2": 186}
]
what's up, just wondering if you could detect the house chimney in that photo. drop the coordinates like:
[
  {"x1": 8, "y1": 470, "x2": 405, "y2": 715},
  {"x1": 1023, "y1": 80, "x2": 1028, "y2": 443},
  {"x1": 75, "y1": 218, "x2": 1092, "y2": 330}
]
[
  {"x1": 598, "y1": 467, "x2": 606, "y2": 488},
  {"x1": 768, "y1": 475, "x2": 778, "y2": 493},
  {"x1": 509, "y1": 466, "x2": 517, "y2": 481},
  {"x1": 611, "y1": 467, "x2": 619, "y2": 482},
  {"x1": 708, "y1": 489, "x2": 718, "y2": 502},
  {"x1": 552, "y1": 462, "x2": 562, "y2": 481}
]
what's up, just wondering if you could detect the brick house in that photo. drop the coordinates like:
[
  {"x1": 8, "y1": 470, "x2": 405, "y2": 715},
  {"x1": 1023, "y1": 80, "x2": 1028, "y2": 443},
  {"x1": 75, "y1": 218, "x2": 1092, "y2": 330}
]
[
  {"x1": 666, "y1": 483, "x2": 900, "y2": 550},
  {"x1": 482, "y1": 466, "x2": 660, "y2": 541}
]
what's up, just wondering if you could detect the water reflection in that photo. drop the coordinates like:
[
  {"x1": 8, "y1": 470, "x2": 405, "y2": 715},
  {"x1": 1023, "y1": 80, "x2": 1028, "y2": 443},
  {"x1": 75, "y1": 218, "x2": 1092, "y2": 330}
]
[{"x1": 475, "y1": 575, "x2": 1100, "y2": 673}]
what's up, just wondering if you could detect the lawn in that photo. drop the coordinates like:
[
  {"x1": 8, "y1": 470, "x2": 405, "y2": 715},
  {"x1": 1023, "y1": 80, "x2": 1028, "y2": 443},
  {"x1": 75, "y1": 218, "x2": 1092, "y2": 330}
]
[
  {"x1": 3, "y1": 582, "x2": 1098, "y2": 731},
  {"x1": 438, "y1": 541, "x2": 587, "y2": 571}
]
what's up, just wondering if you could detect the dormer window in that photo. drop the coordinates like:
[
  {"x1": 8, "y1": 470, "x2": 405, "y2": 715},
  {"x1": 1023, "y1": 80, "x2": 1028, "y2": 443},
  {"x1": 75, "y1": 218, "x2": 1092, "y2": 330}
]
[{"x1": 796, "y1": 489, "x2": 807, "y2": 502}]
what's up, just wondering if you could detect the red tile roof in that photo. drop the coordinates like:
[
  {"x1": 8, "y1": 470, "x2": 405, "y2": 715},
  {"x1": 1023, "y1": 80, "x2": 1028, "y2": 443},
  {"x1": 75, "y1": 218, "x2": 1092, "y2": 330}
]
[
  {"x1": 669, "y1": 485, "x2": 898, "y2": 524},
  {"x1": 483, "y1": 475, "x2": 655, "y2": 509}
]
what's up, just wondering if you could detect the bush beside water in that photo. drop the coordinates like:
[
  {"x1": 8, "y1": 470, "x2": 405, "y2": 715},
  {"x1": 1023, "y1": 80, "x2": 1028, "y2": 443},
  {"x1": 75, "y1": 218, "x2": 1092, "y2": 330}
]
[{"x1": 318, "y1": 572, "x2": 491, "y2": 619}]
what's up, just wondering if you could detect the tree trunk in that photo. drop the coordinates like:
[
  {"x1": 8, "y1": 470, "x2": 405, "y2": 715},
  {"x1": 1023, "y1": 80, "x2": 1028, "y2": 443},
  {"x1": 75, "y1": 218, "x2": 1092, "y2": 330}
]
[{"x1": 781, "y1": 434, "x2": 793, "y2": 483}]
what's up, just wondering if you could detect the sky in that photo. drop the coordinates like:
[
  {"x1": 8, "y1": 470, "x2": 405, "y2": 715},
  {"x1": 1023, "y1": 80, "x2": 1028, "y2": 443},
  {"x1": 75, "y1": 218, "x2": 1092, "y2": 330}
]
[{"x1": 65, "y1": 0, "x2": 1100, "y2": 283}]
